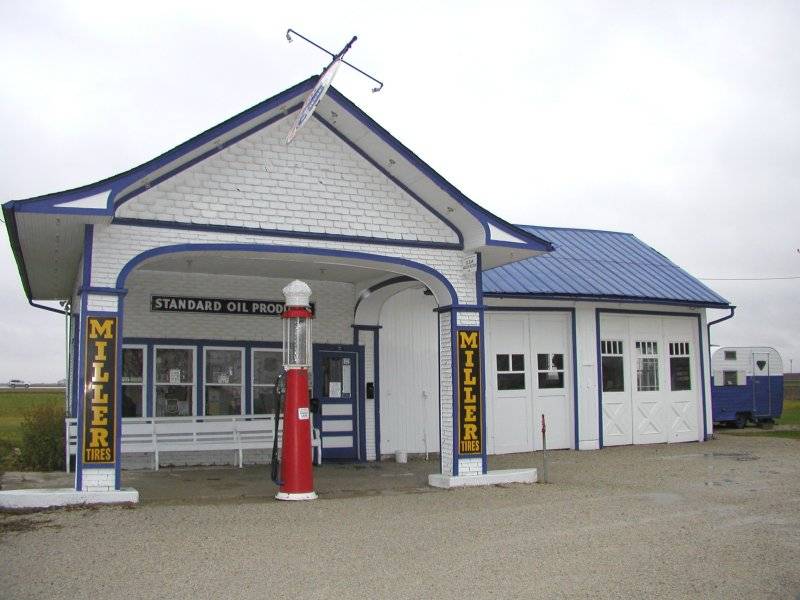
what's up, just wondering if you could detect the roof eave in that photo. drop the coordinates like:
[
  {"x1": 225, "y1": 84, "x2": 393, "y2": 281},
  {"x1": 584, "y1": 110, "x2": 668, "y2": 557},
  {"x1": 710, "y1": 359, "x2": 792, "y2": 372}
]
[{"x1": 483, "y1": 291, "x2": 731, "y2": 310}]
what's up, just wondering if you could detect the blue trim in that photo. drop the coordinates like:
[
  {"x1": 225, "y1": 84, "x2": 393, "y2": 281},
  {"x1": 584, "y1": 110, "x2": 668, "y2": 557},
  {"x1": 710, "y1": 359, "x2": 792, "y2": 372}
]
[
  {"x1": 595, "y1": 308, "x2": 709, "y2": 447},
  {"x1": 353, "y1": 276, "x2": 414, "y2": 318},
  {"x1": 114, "y1": 243, "x2": 459, "y2": 306},
  {"x1": 475, "y1": 253, "x2": 488, "y2": 474},
  {"x1": 313, "y1": 114, "x2": 464, "y2": 247},
  {"x1": 70, "y1": 316, "x2": 80, "y2": 417},
  {"x1": 146, "y1": 344, "x2": 154, "y2": 418},
  {"x1": 373, "y1": 328, "x2": 381, "y2": 461},
  {"x1": 358, "y1": 344, "x2": 367, "y2": 462},
  {"x1": 595, "y1": 312, "x2": 604, "y2": 448},
  {"x1": 436, "y1": 311, "x2": 443, "y2": 475},
  {"x1": 483, "y1": 293, "x2": 730, "y2": 311},
  {"x1": 450, "y1": 310, "x2": 459, "y2": 476},
  {"x1": 114, "y1": 299, "x2": 124, "y2": 489},
  {"x1": 244, "y1": 346, "x2": 252, "y2": 414},
  {"x1": 570, "y1": 309, "x2": 579, "y2": 450},
  {"x1": 111, "y1": 217, "x2": 463, "y2": 252},
  {"x1": 78, "y1": 286, "x2": 128, "y2": 296},
  {"x1": 196, "y1": 345, "x2": 204, "y2": 417}
]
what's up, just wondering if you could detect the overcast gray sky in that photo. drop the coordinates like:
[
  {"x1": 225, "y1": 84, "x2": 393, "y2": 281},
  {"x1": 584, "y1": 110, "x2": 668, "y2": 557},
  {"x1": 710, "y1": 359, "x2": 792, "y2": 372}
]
[{"x1": 1, "y1": 0, "x2": 798, "y2": 381}]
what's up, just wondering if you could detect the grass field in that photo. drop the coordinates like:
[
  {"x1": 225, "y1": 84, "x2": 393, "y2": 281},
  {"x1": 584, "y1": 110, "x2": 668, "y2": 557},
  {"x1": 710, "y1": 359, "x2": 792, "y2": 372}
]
[{"x1": 0, "y1": 390, "x2": 63, "y2": 468}]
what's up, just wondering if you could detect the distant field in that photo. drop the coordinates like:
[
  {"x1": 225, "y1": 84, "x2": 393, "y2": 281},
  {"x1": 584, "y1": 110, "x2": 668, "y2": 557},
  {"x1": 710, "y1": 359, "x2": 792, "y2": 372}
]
[
  {"x1": 0, "y1": 390, "x2": 63, "y2": 468},
  {"x1": 777, "y1": 398, "x2": 800, "y2": 425}
]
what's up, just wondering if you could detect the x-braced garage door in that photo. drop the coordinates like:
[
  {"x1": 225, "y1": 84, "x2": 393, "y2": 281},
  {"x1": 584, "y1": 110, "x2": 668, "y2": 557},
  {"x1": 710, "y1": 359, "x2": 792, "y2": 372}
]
[{"x1": 599, "y1": 314, "x2": 702, "y2": 446}]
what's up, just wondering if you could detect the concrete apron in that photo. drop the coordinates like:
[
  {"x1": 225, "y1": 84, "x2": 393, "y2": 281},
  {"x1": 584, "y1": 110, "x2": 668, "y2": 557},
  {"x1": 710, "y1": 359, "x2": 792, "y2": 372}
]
[{"x1": 1, "y1": 458, "x2": 539, "y2": 507}]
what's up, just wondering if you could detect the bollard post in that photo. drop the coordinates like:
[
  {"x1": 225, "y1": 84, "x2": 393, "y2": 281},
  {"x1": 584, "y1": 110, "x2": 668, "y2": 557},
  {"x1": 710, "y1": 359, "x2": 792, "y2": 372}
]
[{"x1": 541, "y1": 414, "x2": 548, "y2": 484}]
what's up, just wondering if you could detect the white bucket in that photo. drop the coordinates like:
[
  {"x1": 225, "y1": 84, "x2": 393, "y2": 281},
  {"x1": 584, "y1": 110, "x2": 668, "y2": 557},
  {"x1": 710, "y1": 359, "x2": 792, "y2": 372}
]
[{"x1": 395, "y1": 450, "x2": 408, "y2": 464}]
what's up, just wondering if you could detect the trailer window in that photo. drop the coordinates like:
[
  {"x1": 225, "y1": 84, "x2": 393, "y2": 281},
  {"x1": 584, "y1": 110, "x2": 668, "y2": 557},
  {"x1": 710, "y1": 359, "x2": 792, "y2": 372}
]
[
  {"x1": 724, "y1": 350, "x2": 737, "y2": 360},
  {"x1": 496, "y1": 354, "x2": 525, "y2": 390},
  {"x1": 722, "y1": 370, "x2": 739, "y2": 386},
  {"x1": 669, "y1": 342, "x2": 691, "y2": 391},
  {"x1": 601, "y1": 340, "x2": 624, "y2": 392}
]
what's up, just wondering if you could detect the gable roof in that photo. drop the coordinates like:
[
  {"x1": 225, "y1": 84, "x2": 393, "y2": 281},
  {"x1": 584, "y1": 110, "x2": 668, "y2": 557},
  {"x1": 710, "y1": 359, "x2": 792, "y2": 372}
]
[
  {"x1": 3, "y1": 76, "x2": 553, "y2": 300},
  {"x1": 482, "y1": 225, "x2": 730, "y2": 308}
]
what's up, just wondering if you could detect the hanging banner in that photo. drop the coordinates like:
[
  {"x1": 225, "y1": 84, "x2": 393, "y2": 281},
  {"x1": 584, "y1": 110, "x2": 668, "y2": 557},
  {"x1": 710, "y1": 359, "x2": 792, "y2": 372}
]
[
  {"x1": 286, "y1": 58, "x2": 342, "y2": 144},
  {"x1": 457, "y1": 329, "x2": 482, "y2": 455},
  {"x1": 82, "y1": 317, "x2": 117, "y2": 465}
]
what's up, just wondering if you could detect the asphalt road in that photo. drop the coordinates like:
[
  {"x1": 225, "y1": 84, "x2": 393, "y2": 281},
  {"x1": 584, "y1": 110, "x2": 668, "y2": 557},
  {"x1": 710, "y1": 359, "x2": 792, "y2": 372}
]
[{"x1": 1, "y1": 434, "x2": 799, "y2": 599}]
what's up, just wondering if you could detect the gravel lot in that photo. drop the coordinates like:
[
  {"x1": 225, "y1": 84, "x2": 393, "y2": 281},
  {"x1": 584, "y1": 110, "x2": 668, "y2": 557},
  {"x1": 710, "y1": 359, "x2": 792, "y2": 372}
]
[{"x1": 2, "y1": 434, "x2": 799, "y2": 599}]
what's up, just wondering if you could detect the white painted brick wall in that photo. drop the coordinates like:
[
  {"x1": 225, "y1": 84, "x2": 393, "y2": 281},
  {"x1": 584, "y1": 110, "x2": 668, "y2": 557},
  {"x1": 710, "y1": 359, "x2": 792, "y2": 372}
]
[
  {"x1": 439, "y1": 314, "x2": 453, "y2": 475},
  {"x1": 458, "y1": 457, "x2": 482, "y2": 475},
  {"x1": 87, "y1": 294, "x2": 119, "y2": 312},
  {"x1": 81, "y1": 468, "x2": 115, "y2": 492},
  {"x1": 456, "y1": 311, "x2": 480, "y2": 327},
  {"x1": 90, "y1": 224, "x2": 477, "y2": 306},
  {"x1": 358, "y1": 329, "x2": 377, "y2": 461},
  {"x1": 116, "y1": 116, "x2": 459, "y2": 245},
  {"x1": 124, "y1": 269, "x2": 354, "y2": 344}
]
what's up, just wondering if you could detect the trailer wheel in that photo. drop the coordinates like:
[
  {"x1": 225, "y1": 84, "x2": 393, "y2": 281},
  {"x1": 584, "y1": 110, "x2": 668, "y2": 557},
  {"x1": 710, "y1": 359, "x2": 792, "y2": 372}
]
[{"x1": 734, "y1": 413, "x2": 747, "y2": 429}]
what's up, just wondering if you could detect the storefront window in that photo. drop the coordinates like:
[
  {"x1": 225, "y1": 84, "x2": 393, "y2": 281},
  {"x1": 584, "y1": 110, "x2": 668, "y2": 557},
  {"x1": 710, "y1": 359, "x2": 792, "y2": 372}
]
[
  {"x1": 669, "y1": 342, "x2": 691, "y2": 391},
  {"x1": 496, "y1": 353, "x2": 525, "y2": 390},
  {"x1": 122, "y1": 347, "x2": 144, "y2": 417},
  {"x1": 205, "y1": 348, "x2": 243, "y2": 416},
  {"x1": 537, "y1": 353, "x2": 565, "y2": 389},
  {"x1": 601, "y1": 340, "x2": 624, "y2": 393},
  {"x1": 252, "y1": 350, "x2": 283, "y2": 414},
  {"x1": 155, "y1": 347, "x2": 194, "y2": 416},
  {"x1": 636, "y1": 341, "x2": 659, "y2": 392}
]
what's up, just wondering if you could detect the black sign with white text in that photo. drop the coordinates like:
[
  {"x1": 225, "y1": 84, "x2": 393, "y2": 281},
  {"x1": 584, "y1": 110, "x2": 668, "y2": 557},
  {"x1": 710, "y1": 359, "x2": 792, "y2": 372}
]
[{"x1": 151, "y1": 295, "x2": 314, "y2": 317}]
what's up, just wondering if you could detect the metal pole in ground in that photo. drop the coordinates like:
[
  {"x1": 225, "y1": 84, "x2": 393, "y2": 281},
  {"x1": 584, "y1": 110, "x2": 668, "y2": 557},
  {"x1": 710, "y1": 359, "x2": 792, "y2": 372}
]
[{"x1": 541, "y1": 414, "x2": 548, "y2": 484}]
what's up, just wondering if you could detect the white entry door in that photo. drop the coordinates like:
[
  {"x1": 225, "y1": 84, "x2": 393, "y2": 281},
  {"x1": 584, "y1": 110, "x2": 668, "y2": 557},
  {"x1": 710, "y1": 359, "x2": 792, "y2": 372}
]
[
  {"x1": 487, "y1": 314, "x2": 532, "y2": 454},
  {"x1": 530, "y1": 314, "x2": 572, "y2": 450}
]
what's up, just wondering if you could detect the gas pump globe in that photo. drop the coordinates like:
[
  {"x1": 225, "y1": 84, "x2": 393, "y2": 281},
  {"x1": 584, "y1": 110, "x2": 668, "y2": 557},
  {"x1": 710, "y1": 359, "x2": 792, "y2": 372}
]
[{"x1": 276, "y1": 280, "x2": 317, "y2": 501}]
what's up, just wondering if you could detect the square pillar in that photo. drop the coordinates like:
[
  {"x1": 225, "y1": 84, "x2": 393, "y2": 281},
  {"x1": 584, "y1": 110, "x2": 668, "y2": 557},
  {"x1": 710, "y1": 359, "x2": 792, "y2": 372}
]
[
  {"x1": 438, "y1": 308, "x2": 487, "y2": 477},
  {"x1": 74, "y1": 292, "x2": 123, "y2": 492}
]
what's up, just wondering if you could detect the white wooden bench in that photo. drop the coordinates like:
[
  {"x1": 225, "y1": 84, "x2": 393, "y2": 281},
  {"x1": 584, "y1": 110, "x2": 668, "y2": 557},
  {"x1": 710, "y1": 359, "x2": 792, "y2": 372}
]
[{"x1": 65, "y1": 415, "x2": 321, "y2": 472}]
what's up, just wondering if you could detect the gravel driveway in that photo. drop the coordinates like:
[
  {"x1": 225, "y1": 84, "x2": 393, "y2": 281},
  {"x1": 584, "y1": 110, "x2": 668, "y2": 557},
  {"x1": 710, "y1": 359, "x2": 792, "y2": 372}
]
[{"x1": 2, "y1": 434, "x2": 799, "y2": 599}]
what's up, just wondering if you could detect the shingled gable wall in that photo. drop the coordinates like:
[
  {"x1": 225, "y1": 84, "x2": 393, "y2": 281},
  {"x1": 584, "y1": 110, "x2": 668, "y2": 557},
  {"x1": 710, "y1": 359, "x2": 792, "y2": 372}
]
[{"x1": 115, "y1": 115, "x2": 459, "y2": 245}]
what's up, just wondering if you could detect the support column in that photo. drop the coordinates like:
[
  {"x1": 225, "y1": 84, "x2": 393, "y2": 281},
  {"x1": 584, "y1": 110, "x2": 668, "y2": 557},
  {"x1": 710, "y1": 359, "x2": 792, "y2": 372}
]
[
  {"x1": 437, "y1": 308, "x2": 487, "y2": 477},
  {"x1": 74, "y1": 292, "x2": 123, "y2": 492}
]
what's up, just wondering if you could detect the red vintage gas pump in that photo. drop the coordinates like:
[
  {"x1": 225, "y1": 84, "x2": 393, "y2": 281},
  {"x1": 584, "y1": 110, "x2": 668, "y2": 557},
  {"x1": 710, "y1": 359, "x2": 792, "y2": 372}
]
[{"x1": 276, "y1": 280, "x2": 317, "y2": 501}]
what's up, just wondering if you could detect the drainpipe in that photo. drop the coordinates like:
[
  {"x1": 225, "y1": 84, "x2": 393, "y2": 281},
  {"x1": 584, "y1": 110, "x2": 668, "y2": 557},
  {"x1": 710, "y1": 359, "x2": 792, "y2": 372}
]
[{"x1": 707, "y1": 306, "x2": 736, "y2": 347}]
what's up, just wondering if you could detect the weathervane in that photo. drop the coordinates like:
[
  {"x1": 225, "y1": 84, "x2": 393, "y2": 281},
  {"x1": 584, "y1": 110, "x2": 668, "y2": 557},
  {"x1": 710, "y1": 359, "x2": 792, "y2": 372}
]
[{"x1": 285, "y1": 29, "x2": 383, "y2": 144}]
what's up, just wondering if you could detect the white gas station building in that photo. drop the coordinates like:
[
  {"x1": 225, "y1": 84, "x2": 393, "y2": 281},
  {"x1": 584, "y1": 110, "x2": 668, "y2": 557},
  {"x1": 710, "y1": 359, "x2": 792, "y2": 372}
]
[{"x1": 3, "y1": 76, "x2": 730, "y2": 495}]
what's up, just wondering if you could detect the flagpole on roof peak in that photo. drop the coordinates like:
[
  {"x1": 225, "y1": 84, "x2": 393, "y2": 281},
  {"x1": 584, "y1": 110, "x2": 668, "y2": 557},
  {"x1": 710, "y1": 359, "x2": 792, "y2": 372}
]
[{"x1": 284, "y1": 29, "x2": 384, "y2": 145}]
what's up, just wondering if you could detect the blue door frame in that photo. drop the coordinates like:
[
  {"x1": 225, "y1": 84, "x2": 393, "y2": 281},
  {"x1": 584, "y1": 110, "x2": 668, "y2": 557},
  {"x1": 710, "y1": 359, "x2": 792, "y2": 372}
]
[{"x1": 313, "y1": 344, "x2": 366, "y2": 462}]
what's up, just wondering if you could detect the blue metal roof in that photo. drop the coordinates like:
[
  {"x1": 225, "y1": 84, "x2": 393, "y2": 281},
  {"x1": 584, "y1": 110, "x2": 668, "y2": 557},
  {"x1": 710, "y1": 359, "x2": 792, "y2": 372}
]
[{"x1": 482, "y1": 225, "x2": 730, "y2": 307}]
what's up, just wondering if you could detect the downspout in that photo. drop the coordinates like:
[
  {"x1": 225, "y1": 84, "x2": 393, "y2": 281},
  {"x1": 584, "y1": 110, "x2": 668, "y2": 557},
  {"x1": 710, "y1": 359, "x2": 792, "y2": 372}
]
[{"x1": 707, "y1": 306, "x2": 736, "y2": 346}]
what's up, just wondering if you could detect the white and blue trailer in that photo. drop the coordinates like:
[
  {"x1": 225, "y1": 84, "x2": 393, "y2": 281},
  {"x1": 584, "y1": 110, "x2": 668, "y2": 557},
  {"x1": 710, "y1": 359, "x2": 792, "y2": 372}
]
[{"x1": 711, "y1": 346, "x2": 783, "y2": 427}]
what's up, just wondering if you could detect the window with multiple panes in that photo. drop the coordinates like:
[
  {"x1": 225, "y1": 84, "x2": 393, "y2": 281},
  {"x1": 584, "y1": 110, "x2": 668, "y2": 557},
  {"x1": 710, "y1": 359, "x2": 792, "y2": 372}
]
[
  {"x1": 204, "y1": 348, "x2": 244, "y2": 415},
  {"x1": 496, "y1": 354, "x2": 525, "y2": 390},
  {"x1": 601, "y1": 340, "x2": 624, "y2": 392},
  {"x1": 669, "y1": 342, "x2": 692, "y2": 391},
  {"x1": 121, "y1": 347, "x2": 145, "y2": 417},
  {"x1": 252, "y1": 349, "x2": 283, "y2": 414},
  {"x1": 635, "y1": 341, "x2": 659, "y2": 391},
  {"x1": 537, "y1": 353, "x2": 565, "y2": 389},
  {"x1": 155, "y1": 347, "x2": 194, "y2": 416}
]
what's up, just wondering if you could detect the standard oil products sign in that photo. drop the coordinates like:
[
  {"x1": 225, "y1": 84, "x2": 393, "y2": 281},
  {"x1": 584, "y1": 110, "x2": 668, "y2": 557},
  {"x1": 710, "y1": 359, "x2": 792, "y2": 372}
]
[
  {"x1": 82, "y1": 317, "x2": 117, "y2": 464},
  {"x1": 151, "y1": 295, "x2": 314, "y2": 316},
  {"x1": 457, "y1": 329, "x2": 482, "y2": 455}
]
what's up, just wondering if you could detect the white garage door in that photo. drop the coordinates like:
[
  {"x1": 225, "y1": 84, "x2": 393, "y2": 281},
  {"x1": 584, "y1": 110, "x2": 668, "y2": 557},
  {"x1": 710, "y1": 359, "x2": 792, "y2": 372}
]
[
  {"x1": 486, "y1": 312, "x2": 574, "y2": 454},
  {"x1": 600, "y1": 314, "x2": 701, "y2": 446}
]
